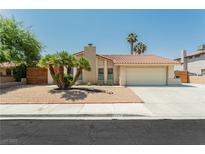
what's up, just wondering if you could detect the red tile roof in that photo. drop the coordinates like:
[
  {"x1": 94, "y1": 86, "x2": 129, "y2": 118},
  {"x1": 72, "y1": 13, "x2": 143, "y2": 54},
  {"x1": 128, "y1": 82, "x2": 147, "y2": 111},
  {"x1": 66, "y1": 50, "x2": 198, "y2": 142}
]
[
  {"x1": 73, "y1": 51, "x2": 84, "y2": 56},
  {"x1": 101, "y1": 54, "x2": 178, "y2": 64},
  {"x1": 73, "y1": 51, "x2": 178, "y2": 64}
]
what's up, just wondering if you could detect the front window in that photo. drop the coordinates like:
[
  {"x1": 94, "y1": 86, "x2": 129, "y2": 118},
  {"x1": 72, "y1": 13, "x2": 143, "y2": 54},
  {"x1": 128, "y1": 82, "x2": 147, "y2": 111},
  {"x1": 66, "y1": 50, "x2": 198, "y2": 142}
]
[
  {"x1": 108, "y1": 68, "x2": 113, "y2": 80},
  {"x1": 98, "y1": 68, "x2": 104, "y2": 80}
]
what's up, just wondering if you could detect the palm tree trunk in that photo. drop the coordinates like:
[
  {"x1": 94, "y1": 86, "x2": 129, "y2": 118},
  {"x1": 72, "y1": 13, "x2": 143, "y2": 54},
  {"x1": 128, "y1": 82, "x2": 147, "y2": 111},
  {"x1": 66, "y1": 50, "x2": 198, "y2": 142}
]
[
  {"x1": 131, "y1": 43, "x2": 133, "y2": 55},
  {"x1": 66, "y1": 67, "x2": 71, "y2": 75},
  {"x1": 48, "y1": 64, "x2": 61, "y2": 88},
  {"x1": 58, "y1": 65, "x2": 64, "y2": 89},
  {"x1": 71, "y1": 68, "x2": 82, "y2": 86},
  {"x1": 48, "y1": 64, "x2": 55, "y2": 78}
]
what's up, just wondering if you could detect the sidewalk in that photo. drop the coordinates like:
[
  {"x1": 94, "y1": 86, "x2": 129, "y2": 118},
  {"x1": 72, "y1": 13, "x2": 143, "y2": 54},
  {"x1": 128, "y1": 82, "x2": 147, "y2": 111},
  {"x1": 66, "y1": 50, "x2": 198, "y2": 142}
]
[
  {"x1": 1, "y1": 103, "x2": 205, "y2": 120},
  {"x1": 0, "y1": 103, "x2": 153, "y2": 119}
]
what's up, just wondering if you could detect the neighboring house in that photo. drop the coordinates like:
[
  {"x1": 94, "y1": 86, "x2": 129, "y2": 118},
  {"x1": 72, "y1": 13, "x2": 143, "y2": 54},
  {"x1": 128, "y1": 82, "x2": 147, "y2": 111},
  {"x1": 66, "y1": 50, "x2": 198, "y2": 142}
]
[
  {"x1": 48, "y1": 44, "x2": 180, "y2": 86},
  {"x1": 174, "y1": 45, "x2": 205, "y2": 76},
  {"x1": 0, "y1": 62, "x2": 16, "y2": 83}
]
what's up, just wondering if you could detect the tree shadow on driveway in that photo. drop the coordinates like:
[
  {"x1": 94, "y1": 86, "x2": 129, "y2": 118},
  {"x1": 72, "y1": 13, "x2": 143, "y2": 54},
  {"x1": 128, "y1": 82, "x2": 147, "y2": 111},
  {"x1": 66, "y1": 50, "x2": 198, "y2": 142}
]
[{"x1": 61, "y1": 90, "x2": 88, "y2": 101}]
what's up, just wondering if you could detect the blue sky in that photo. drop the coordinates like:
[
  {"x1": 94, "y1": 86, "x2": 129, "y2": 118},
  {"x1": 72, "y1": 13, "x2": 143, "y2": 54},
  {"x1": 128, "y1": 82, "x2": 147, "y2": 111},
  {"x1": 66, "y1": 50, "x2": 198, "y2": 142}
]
[{"x1": 1, "y1": 9, "x2": 205, "y2": 58}]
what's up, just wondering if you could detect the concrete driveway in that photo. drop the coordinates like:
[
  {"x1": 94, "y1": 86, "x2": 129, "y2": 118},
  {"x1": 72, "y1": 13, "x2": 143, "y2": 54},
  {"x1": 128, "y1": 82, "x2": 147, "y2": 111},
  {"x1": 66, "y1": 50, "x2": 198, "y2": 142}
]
[{"x1": 129, "y1": 84, "x2": 205, "y2": 118}]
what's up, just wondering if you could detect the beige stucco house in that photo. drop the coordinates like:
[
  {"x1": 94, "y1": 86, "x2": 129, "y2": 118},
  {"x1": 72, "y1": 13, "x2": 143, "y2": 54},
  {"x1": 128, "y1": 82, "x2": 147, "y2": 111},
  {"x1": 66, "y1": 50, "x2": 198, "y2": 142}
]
[{"x1": 49, "y1": 44, "x2": 179, "y2": 86}]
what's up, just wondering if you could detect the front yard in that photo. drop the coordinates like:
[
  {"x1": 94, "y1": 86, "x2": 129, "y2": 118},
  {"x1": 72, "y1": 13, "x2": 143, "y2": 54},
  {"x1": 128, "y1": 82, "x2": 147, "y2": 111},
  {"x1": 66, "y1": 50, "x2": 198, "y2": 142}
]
[{"x1": 0, "y1": 85, "x2": 143, "y2": 104}]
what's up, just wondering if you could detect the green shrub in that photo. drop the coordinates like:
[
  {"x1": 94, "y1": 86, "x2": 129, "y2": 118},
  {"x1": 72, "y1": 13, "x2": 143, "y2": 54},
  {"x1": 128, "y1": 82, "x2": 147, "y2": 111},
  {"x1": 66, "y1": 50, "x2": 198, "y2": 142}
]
[
  {"x1": 64, "y1": 74, "x2": 73, "y2": 88},
  {"x1": 13, "y1": 64, "x2": 27, "y2": 82}
]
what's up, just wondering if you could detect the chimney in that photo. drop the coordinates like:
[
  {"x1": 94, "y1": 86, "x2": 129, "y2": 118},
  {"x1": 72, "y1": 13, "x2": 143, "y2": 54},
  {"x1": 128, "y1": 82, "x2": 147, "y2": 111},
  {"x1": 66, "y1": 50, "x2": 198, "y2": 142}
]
[
  {"x1": 84, "y1": 43, "x2": 96, "y2": 56},
  {"x1": 181, "y1": 49, "x2": 187, "y2": 71},
  {"x1": 83, "y1": 44, "x2": 96, "y2": 83}
]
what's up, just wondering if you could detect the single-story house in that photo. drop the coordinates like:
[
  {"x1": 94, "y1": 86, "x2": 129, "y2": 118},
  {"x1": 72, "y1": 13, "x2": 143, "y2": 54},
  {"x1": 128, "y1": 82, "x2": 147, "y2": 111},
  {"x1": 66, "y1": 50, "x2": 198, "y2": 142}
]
[
  {"x1": 47, "y1": 44, "x2": 180, "y2": 86},
  {"x1": 0, "y1": 62, "x2": 16, "y2": 83}
]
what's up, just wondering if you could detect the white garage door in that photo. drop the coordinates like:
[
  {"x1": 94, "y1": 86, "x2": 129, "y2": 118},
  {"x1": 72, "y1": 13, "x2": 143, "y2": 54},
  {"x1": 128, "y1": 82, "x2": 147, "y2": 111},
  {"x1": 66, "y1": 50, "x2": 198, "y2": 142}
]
[{"x1": 126, "y1": 67, "x2": 167, "y2": 86}]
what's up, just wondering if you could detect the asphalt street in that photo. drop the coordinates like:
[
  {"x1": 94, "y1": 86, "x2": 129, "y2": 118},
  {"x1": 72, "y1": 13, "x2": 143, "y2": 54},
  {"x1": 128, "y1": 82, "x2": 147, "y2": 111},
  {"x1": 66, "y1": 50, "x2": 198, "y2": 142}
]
[{"x1": 0, "y1": 119, "x2": 205, "y2": 145}]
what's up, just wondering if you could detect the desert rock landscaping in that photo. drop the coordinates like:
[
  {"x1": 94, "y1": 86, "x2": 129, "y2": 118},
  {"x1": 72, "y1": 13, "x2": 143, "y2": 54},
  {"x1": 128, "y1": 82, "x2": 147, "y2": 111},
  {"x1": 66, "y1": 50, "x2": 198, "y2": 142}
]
[{"x1": 0, "y1": 85, "x2": 143, "y2": 104}]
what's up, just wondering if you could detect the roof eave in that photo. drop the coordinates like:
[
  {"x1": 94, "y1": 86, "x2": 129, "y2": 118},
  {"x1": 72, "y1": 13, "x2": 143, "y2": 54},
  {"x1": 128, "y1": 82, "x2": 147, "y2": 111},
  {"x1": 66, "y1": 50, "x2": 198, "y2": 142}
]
[{"x1": 114, "y1": 63, "x2": 178, "y2": 66}]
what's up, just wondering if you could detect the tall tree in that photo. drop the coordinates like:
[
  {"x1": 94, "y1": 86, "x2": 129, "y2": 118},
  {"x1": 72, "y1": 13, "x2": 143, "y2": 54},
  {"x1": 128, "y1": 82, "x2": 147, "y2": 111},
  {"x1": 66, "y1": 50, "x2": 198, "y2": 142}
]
[
  {"x1": 134, "y1": 42, "x2": 147, "y2": 55},
  {"x1": 127, "y1": 33, "x2": 137, "y2": 55},
  {"x1": 0, "y1": 15, "x2": 42, "y2": 66}
]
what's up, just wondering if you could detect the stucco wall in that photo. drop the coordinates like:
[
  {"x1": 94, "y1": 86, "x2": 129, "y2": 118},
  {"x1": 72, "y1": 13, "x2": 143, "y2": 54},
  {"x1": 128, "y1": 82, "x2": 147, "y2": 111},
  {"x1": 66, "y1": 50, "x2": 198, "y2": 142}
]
[
  {"x1": 97, "y1": 57, "x2": 104, "y2": 68},
  {"x1": 119, "y1": 66, "x2": 126, "y2": 86},
  {"x1": 113, "y1": 65, "x2": 119, "y2": 85},
  {"x1": 48, "y1": 69, "x2": 53, "y2": 84},
  {"x1": 186, "y1": 54, "x2": 205, "y2": 75},
  {"x1": 168, "y1": 65, "x2": 174, "y2": 78},
  {"x1": 107, "y1": 60, "x2": 114, "y2": 67},
  {"x1": 168, "y1": 65, "x2": 181, "y2": 85}
]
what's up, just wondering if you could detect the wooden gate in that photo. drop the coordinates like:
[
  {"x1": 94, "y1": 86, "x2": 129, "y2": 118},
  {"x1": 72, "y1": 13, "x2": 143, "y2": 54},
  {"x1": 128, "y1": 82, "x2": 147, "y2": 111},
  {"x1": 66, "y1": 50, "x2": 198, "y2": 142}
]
[
  {"x1": 27, "y1": 67, "x2": 48, "y2": 84},
  {"x1": 175, "y1": 71, "x2": 189, "y2": 83}
]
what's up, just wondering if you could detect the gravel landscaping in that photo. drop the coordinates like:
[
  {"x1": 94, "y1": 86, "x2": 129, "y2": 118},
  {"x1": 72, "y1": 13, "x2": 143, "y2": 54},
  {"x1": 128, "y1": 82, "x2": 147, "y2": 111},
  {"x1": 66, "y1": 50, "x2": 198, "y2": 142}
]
[{"x1": 0, "y1": 85, "x2": 143, "y2": 104}]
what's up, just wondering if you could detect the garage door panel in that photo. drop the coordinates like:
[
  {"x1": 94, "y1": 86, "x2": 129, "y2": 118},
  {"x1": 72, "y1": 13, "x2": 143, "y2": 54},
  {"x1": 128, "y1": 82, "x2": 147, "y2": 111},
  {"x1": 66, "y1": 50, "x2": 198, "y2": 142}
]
[{"x1": 126, "y1": 67, "x2": 166, "y2": 85}]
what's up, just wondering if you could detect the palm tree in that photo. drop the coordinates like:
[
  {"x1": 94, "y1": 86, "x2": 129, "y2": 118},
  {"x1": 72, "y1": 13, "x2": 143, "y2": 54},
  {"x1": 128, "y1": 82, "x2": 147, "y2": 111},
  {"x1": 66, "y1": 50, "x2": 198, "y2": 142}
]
[
  {"x1": 134, "y1": 42, "x2": 147, "y2": 55},
  {"x1": 39, "y1": 51, "x2": 91, "y2": 89},
  {"x1": 38, "y1": 54, "x2": 59, "y2": 85},
  {"x1": 127, "y1": 33, "x2": 138, "y2": 55}
]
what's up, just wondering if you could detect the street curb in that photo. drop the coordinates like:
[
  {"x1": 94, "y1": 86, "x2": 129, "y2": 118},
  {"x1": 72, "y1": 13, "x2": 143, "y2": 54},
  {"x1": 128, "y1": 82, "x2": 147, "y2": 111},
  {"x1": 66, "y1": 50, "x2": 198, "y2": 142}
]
[
  {"x1": 0, "y1": 114, "x2": 148, "y2": 117},
  {"x1": 1, "y1": 114, "x2": 205, "y2": 120}
]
